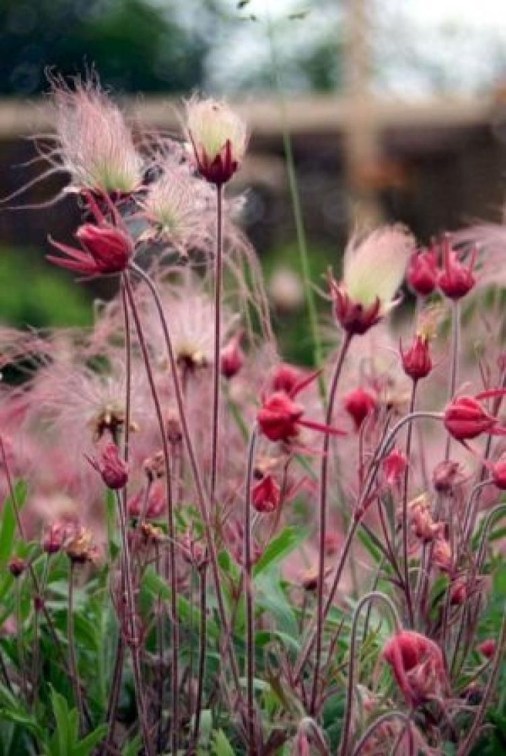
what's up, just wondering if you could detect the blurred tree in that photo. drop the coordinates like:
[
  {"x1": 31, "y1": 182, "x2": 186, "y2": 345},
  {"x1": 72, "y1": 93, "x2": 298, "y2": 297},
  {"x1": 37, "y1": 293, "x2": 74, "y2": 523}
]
[{"x1": 0, "y1": 0, "x2": 214, "y2": 95}]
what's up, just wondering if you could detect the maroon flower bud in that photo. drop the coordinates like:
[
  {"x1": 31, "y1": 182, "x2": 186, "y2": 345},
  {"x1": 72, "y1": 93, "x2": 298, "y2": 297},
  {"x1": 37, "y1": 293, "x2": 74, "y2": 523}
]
[
  {"x1": 383, "y1": 448, "x2": 407, "y2": 487},
  {"x1": 88, "y1": 442, "x2": 128, "y2": 490},
  {"x1": 8, "y1": 556, "x2": 26, "y2": 577},
  {"x1": 258, "y1": 391, "x2": 345, "y2": 444},
  {"x1": 401, "y1": 334, "x2": 432, "y2": 381},
  {"x1": 252, "y1": 474, "x2": 281, "y2": 513},
  {"x1": 437, "y1": 235, "x2": 476, "y2": 300},
  {"x1": 42, "y1": 520, "x2": 75, "y2": 554},
  {"x1": 343, "y1": 387, "x2": 377, "y2": 430},
  {"x1": 331, "y1": 282, "x2": 382, "y2": 336},
  {"x1": 477, "y1": 638, "x2": 496, "y2": 659},
  {"x1": 220, "y1": 332, "x2": 244, "y2": 379},
  {"x1": 491, "y1": 453, "x2": 506, "y2": 489},
  {"x1": 407, "y1": 247, "x2": 438, "y2": 296},
  {"x1": 432, "y1": 460, "x2": 464, "y2": 493},
  {"x1": 271, "y1": 362, "x2": 305, "y2": 395},
  {"x1": 383, "y1": 630, "x2": 449, "y2": 707},
  {"x1": 48, "y1": 223, "x2": 133, "y2": 276},
  {"x1": 444, "y1": 391, "x2": 506, "y2": 441},
  {"x1": 450, "y1": 578, "x2": 468, "y2": 605},
  {"x1": 432, "y1": 537, "x2": 453, "y2": 572}
]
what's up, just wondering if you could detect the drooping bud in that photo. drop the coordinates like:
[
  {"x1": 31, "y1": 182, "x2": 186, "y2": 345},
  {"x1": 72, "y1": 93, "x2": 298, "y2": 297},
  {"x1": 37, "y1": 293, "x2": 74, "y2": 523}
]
[
  {"x1": 330, "y1": 226, "x2": 414, "y2": 335},
  {"x1": 491, "y1": 453, "x2": 506, "y2": 490},
  {"x1": 477, "y1": 639, "x2": 496, "y2": 659},
  {"x1": 443, "y1": 393, "x2": 506, "y2": 441},
  {"x1": 400, "y1": 334, "x2": 432, "y2": 381},
  {"x1": 42, "y1": 520, "x2": 75, "y2": 554},
  {"x1": 437, "y1": 235, "x2": 476, "y2": 300},
  {"x1": 432, "y1": 460, "x2": 464, "y2": 493},
  {"x1": 220, "y1": 332, "x2": 245, "y2": 379},
  {"x1": 8, "y1": 556, "x2": 27, "y2": 578},
  {"x1": 432, "y1": 538, "x2": 453, "y2": 573},
  {"x1": 272, "y1": 363, "x2": 305, "y2": 395},
  {"x1": 407, "y1": 246, "x2": 438, "y2": 296},
  {"x1": 252, "y1": 474, "x2": 281, "y2": 513},
  {"x1": 343, "y1": 387, "x2": 377, "y2": 431},
  {"x1": 383, "y1": 630, "x2": 449, "y2": 707},
  {"x1": 185, "y1": 97, "x2": 248, "y2": 185},
  {"x1": 383, "y1": 448, "x2": 408, "y2": 488},
  {"x1": 87, "y1": 442, "x2": 128, "y2": 490},
  {"x1": 48, "y1": 223, "x2": 133, "y2": 276},
  {"x1": 258, "y1": 390, "x2": 345, "y2": 444}
]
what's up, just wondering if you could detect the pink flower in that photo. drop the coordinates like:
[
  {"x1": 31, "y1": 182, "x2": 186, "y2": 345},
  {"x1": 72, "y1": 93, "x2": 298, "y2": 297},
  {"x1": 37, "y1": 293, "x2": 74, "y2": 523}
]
[
  {"x1": 444, "y1": 390, "x2": 506, "y2": 441},
  {"x1": 330, "y1": 226, "x2": 414, "y2": 335},
  {"x1": 252, "y1": 474, "x2": 281, "y2": 513},
  {"x1": 437, "y1": 235, "x2": 476, "y2": 300},
  {"x1": 185, "y1": 97, "x2": 248, "y2": 185},
  {"x1": 220, "y1": 332, "x2": 245, "y2": 379},
  {"x1": 400, "y1": 334, "x2": 432, "y2": 381},
  {"x1": 47, "y1": 194, "x2": 133, "y2": 276},
  {"x1": 343, "y1": 387, "x2": 377, "y2": 430},
  {"x1": 383, "y1": 630, "x2": 449, "y2": 707},
  {"x1": 87, "y1": 442, "x2": 128, "y2": 490},
  {"x1": 383, "y1": 448, "x2": 407, "y2": 487},
  {"x1": 407, "y1": 247, "x2": 438, "y2": 296}
]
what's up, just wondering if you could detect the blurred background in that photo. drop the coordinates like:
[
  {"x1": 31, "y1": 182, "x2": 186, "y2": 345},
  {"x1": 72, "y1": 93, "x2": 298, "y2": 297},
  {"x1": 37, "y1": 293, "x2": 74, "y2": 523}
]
[{"x1": 1, "y1": 0, "x2": 506, "y2": 359}]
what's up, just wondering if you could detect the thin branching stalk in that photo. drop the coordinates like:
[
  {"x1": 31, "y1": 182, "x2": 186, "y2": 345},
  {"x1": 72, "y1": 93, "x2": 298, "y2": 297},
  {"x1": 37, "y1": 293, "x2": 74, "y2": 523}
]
[
  {"x1": 15, "y1": 578, "x2": 27, "y2": 701},
  {"x1": 401, "y1": 381, "x2": 418, "y2": 627},
  {"x1": 123, "y1": 274, "x2": 177, "y2": 753},
  {"x1": 244, "y1": 426, "x2": 259, "y2": 752},
  {"x1": 130, "y1": 263, "x2": 242, "y2": 693},
  {"x1": 68, "y1": 561, "x2": 85, "y2": 734},
  {"x1": 294, "y1": 411, "x2": 444, "y2": 681},
  {"x1": 338, "y1": 591, "x2": 402, "y2": 756},
  {"x1": 350, "y1": 711, "x2": 413, "y2": 756},
  {"x1": 211, "y1": 183, "x2": 224, "y2": 507},
  {"x1": 310, "y1": 332, "x2": 353, "y2": 714},
  {"x1": 457, "y1": 609, "x2": 506, "y2": 756},
  {"x1": 444, "y1": 300, "x2": 461, "y2": 460}
]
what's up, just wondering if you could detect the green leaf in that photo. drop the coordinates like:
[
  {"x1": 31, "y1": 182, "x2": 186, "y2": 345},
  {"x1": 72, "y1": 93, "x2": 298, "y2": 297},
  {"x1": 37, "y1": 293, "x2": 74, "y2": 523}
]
[
  {"x1": 73, "y1": 724, "x2": 108, "y2": 756},
  {"x1": 0, "y1": 480, "x2": 27, "y2": 564},
  {"x1": 49, "y1": 685, "x2": 71, "y2": 756},
  {"x1": 253, "y1": 527, "x2": 305, "y2": 577},
  {"x1": 211, "y1": 729, "x2": 235, "y2": 756}
]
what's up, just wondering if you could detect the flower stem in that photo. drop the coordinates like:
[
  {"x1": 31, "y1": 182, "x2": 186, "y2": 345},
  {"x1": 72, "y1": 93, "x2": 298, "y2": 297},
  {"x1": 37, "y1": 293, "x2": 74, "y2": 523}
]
[
  {"x1": 310, "y1": 332, "x2": 353, "y2": 714},
  {"x1": 68, "y1": 562, "x2": 85, "y2": 734},
  {"x1": 401, "y1": 382, "x2": 417, "y2": 627},
  {"x1": 130, "y1": 263, "x2": 242, "y2": 692},
  {"x1": 211, "y1": 183, "x2": 223, "y2": 506},
  {"x1": 244, "y1": 426, "x2": 259, "y2": 752}
]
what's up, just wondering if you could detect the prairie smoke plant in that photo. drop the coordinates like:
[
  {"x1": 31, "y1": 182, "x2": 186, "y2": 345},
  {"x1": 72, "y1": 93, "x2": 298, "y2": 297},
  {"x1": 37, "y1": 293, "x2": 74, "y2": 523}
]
[{"x1": 0, "y1": 72, "x2": 505, "y2": 756}]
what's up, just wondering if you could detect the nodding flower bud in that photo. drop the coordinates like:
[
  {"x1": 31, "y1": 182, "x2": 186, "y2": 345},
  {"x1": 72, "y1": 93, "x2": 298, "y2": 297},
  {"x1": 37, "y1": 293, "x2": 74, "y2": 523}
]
[
  {"x1": 432, "y1": 537, "x2": 453, "y2": 573},
  {"x1": 87, "y1": 442, "x2": 128, "y2": 490},
  {"x1": 432, "y1": 460, "x2": 464, "y2": 494},
  {"x1": 8, "y1": 556, "x2": 26, "y2": 578},
  {"x1": 330, "y1": 226, "x2": 414, "y2": 335},
  {"x1": 477, "y1": 638, "x2": 496, "y2": 659},
  {"x1": 383, "y1": 630, "x2": 449, "y2": 707},
  {"x1": 185, "y1": 97, "x2": 248, "y2": 186},
  {"x1": 258, "y1": 390, "x2": 345, "y2": 444},
  {"x1": 491, "y1": 453, "x2": 506, "y2": 490},
  {"x1": 407, "y1": 247, "x2": 438, "y2": 296},
  {"x1": 400, "y1": 334, "x2": 432, "y2": 381},
  {"x1": 42, "y1": 520, "x2": 75, "y2": 554},
  {"x1": 383, "y1": 448, "x2": 408, "y2": 488},
  {"x1": 252, "y1": 474, "x2": 281, "y2": 513},
  {"x1": 48, "y1": 223, "x2": 133, "y2": 276},
  {"x1": 343, "y1": 387, "x2": 377, "y2": 431},
  {"x1": 437, "y1": 235, "x2": 476, "y2": 300},
  {"x1": 220, "y1": 332, "x2": 245, "y2": 379},
  {"x1": 271, "y1": 362, "x2": 305, "y2": 395},
  {"x1": 443, "y1": 391, "x2": 506, "y2": 442}
]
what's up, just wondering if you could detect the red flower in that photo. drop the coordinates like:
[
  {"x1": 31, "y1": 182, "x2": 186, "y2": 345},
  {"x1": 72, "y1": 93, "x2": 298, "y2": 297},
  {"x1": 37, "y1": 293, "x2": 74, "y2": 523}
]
[
  {"x1": 382, "y1": 448, "x2": 407, "y2": 487},
  {"x1": 407, "y1": 247, "x2": 438, "y2": 296},
  {"x1": 220, "y1": 332, "x2": 244, "y2": 379},
  {"x1": 252, "y1": 474, "x2": 281, "y2": 513},
  {"x1": 87, "y1": 442, "x2": 128, "y2": 490},
  {"x1": 477, "y1": 639, "x2": 496, "y2": 659},
  {"x1": 330, "y1": 281, "x2": 382, "y2": 336},
  {"x1": 258, "y1": 371, "x2": 345, "y2": 443},
  {"x1": 271, "y1": 362, "x2": 306, "y2": 395},
  {"x1": 437, "y1": 235, "x2": 476, "y2": 300},
  {"x1": 343, "y1": 387, "x2": 377, "y2": 430},
  {"x1": 47, "y1": 192, "x2": 133, "y2": 276},
  {"x1": 444, "y1": 390, "x2": 506, "y2": 442},
  {"x1": 400, "y1": 334, "x2": 432, "y2": 381},
  {"x1": 383, "y1": 630, "x2": 449, "y2": 707},
  {"x1": 491, "y1": 453, "x2": 506, "y2": 489}
]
